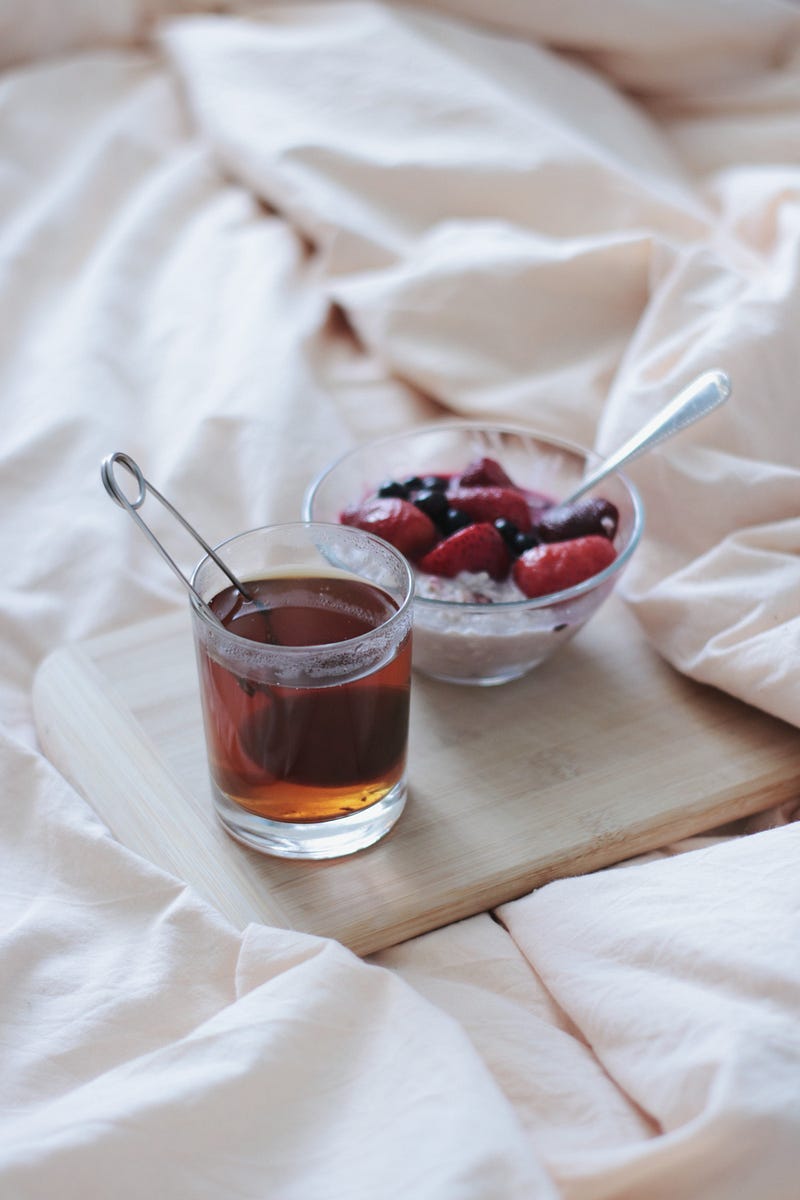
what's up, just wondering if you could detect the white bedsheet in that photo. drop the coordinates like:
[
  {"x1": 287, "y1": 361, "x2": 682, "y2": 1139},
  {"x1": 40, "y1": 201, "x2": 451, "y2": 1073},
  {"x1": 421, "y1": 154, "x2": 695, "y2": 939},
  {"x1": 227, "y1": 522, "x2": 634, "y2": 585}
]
[{"x1": 2, "y1": 2, "x2": 800, "y2": 1196}]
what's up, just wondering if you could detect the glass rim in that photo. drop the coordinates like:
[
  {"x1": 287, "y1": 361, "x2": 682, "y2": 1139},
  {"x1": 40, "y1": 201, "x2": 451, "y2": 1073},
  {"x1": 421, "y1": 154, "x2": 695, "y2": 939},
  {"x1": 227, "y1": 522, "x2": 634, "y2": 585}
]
[{"x1": 188, "y1": 520, "x2": 416, "y2": 654}]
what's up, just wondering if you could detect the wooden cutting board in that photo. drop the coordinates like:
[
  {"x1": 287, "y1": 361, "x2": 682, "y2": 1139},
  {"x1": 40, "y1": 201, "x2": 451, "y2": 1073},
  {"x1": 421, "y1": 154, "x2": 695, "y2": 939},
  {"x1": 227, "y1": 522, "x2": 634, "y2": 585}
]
[{"x1": 32, "y1": 596, "x2": 800, "y2": 956}]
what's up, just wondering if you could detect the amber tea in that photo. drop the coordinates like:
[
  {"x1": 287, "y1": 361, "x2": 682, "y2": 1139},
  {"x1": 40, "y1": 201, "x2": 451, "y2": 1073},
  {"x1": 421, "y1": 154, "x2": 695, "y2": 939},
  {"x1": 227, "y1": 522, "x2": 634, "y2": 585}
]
[
  {"x1": 190, "y1": 522, "x2": 413, "y2": 858},
  {"x1": 196, "y1": 573, "x2": 411, "y2": 825}
]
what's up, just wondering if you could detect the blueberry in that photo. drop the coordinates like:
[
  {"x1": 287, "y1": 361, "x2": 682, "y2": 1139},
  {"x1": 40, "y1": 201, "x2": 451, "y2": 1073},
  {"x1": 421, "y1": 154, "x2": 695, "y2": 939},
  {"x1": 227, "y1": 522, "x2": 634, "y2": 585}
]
[
  {"x1": 494, "y1": 518, "x2": 538, "y2": 556},
  {"x1": 420, "y1": 474, "x2": 449, "y2": 492},
  {"x1": 400, "y1": 475, "x2": 424, "y2": 493},
  {"x1": 494, "y1": 518, "x2": 519, "y2": 549},
  {"x1": 513, "y1": 531, "x2": 540, "y2": 555},
  {"x1": 440, "y1": 507, "x2": 472, "y2": 534},
  {"x1": 413, "y1": 488, "x2": 448, "y2": 520},
  {"x1": 377, "y1": 479, "x2": 408, "y2": 499}
]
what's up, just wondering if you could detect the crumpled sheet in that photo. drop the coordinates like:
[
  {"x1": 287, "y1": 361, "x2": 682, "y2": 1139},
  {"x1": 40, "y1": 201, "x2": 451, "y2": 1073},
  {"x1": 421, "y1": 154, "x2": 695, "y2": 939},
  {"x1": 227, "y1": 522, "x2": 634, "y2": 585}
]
[{"x1": 2, "y1": 2, "x2": 800, "y2": 1196}]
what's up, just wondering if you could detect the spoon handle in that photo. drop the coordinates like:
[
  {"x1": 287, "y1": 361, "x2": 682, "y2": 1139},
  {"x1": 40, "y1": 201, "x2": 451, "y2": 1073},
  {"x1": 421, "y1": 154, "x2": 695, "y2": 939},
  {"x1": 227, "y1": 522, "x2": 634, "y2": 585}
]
[{"x1": 565, "y1": 369, "x2": 731, "y2": 505}]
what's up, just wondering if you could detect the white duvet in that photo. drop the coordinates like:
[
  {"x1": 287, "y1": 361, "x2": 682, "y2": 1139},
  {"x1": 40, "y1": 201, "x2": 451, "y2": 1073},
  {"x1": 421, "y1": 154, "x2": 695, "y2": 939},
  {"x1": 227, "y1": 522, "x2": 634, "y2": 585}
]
[{"x1": 2, "y1": 2, "x2": 800, "y2": 1196}]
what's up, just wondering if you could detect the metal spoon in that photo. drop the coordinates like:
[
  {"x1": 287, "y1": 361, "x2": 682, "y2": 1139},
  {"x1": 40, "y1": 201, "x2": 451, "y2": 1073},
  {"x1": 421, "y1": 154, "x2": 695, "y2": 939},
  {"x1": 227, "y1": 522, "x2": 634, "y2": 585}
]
[{"x1": 563, "y1": 369, "x2": 731, "y2": 505}]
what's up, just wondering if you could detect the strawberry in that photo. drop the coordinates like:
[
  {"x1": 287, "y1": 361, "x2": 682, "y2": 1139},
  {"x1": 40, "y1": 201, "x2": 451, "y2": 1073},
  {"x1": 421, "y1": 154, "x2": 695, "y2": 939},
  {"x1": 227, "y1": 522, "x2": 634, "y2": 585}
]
[
  {"x1": 447, "y1": 485, "x2": 532, "y2": 531},
  {"x1": 418, "y1": 522, "x2": 510, "y2": 581},
  {"x1": 340, "y1": 497, "x2": 437, "y2": 560},
  {"x1": 512, "y1": 535, "x2": 616, "y2": 599},
  {"x1": 458, "y1": 455, "x2": 515, "y2": 489},
  {"x1": 535, "y1": 497, "x2": 619, "y2": 543}
]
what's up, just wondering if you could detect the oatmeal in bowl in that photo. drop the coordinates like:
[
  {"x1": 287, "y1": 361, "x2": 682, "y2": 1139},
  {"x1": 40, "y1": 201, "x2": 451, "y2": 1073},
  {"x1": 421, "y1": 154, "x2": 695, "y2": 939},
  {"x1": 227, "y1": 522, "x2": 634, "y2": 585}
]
[{"x1": 303, "y1": 423, "x2": 644, "y2": 685}]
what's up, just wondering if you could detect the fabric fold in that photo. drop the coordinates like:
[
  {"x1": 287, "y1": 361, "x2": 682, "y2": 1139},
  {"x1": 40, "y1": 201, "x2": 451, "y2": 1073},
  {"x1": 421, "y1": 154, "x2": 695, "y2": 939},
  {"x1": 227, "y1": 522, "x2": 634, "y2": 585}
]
[{"x1": 2, "y1": 4, "x2": 800, "y2": 1197}]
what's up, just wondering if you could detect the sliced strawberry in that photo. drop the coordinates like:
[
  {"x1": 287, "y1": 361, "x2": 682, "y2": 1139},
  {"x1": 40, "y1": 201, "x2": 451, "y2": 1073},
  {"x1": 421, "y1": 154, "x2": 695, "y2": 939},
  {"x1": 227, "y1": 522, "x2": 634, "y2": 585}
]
[
  {"x1": 512, "y1": 535, "x2": 616, "y2": 599},
  {"x1": 340, "y1": 497, "x2": 437, "y2": 560},
  {"x1": 458, "y1": 455, "x2": 515, "y2": 489},
  {"x1": 418, "y1": 522, "x2": 510, "y2": 581},
  {"x1": 447, "y1": 485, "x2": 532, "y2": 531}
]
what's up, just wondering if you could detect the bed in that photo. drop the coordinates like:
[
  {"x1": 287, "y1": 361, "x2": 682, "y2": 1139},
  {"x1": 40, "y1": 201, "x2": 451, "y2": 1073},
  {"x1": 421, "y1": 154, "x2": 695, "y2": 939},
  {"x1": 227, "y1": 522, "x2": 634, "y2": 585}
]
[{"x1": 2, "y1": 2, "x2": 800, "y2": 1196}]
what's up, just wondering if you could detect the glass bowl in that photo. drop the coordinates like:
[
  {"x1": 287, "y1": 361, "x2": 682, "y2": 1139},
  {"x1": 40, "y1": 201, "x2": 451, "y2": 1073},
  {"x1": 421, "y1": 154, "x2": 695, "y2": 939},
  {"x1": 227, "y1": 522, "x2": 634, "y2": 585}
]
[{"x1": 303, "y1": 422, "x2": 644, "y2": 686}]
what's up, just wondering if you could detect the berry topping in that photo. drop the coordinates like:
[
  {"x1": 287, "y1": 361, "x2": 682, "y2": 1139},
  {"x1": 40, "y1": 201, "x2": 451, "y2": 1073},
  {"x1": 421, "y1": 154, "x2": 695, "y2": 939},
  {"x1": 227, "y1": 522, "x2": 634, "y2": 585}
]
[
  {"x1": 413, "y1": 488, "x2": 449, "y2": 521},
  {"x1": 376, "y1": 479, "x2": 409, "y2": 499},
  {"x1": 535, "y1": 497, "x2": 619, "y2": 543},
  {"x1": 420, "y1": 474, "x2": 449, "y2": 492},
  {"x1": 439, "y1": 506, "x2": 472, "y2": 535},
  {"x1": 512, "y1": 530, "x2": 540, "y2": 554},
  {"x1": 419, "y1": 522, "x2": 510, "y2": 581},
  {"x1": 494, "y1": 519, "x2": 540, "y2": 557},
  {"x1": 337, "y1": 453, "x2": 622, "y2": 609},
  {"x1": 447, "y1": 486, "x2": 533, "y2": 531},
  {"x1": 512, "y1": 535, "x2": 617, "y2": 599},
  {"x1": 459, "y1": 456, "x2": 515, "y2": 489},
  {"x1": 493, "y1": 518, "x2": 519, "y2": 549},
  {"x1": 340, "y1": 497, "x2": 438, "y2": 560}
]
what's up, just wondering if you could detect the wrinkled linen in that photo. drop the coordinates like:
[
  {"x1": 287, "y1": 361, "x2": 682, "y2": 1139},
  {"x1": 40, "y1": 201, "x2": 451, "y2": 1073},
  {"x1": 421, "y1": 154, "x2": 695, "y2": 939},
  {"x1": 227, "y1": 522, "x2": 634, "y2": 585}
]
[{"x1": 2, "y1": 2, "x2": 800, "y2": 1197}]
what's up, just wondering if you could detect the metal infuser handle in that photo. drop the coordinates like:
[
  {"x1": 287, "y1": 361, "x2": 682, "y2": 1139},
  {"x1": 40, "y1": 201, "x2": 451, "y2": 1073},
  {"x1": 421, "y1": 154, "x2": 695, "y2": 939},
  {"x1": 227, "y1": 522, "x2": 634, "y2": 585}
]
[{"x1": 101, "y1": 451, "x2": 252, "y2": 628}]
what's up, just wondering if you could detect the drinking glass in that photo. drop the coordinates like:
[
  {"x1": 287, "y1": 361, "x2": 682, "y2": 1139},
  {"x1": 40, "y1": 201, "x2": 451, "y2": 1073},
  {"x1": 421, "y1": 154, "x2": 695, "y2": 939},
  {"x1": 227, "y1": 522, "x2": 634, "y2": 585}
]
[{"x1": 189, "y1": 522, "x2": 414, "y2": 859}]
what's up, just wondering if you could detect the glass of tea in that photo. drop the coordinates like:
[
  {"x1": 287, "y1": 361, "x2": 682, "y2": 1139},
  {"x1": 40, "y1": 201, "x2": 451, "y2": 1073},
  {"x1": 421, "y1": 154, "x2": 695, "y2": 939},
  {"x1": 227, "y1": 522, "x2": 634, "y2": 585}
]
[{"x1": 189, "y1": 522, "x2": 414, "y2": 859}]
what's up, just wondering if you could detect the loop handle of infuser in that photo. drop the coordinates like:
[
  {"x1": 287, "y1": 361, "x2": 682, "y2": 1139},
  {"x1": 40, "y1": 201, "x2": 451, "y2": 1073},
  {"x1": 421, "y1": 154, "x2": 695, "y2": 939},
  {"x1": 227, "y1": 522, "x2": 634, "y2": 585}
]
[{"x1": 101, "y1": 451, "x2": 251, "y2": 627}]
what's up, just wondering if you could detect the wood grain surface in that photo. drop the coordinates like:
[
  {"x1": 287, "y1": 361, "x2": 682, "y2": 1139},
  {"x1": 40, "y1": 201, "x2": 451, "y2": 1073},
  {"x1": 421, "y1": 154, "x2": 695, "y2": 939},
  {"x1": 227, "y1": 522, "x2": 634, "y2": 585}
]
[{"x1": 32, "y1": 597, "x2": 800, "y2": 956}]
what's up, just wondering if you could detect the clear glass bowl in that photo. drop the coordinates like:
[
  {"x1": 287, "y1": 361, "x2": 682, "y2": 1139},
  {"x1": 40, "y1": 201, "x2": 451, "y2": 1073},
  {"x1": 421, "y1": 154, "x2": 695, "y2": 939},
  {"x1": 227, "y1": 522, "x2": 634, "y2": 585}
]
[{"x1": 303, "y1": 422, "x2": 644, "y2": 686}]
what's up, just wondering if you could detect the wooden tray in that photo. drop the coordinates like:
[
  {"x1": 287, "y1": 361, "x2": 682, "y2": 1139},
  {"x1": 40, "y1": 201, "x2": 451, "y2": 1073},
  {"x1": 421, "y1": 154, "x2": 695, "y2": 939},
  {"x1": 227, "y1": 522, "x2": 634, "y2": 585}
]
[{"x1": 32, "y1": 597, "x2": 800, "y2": 956}]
